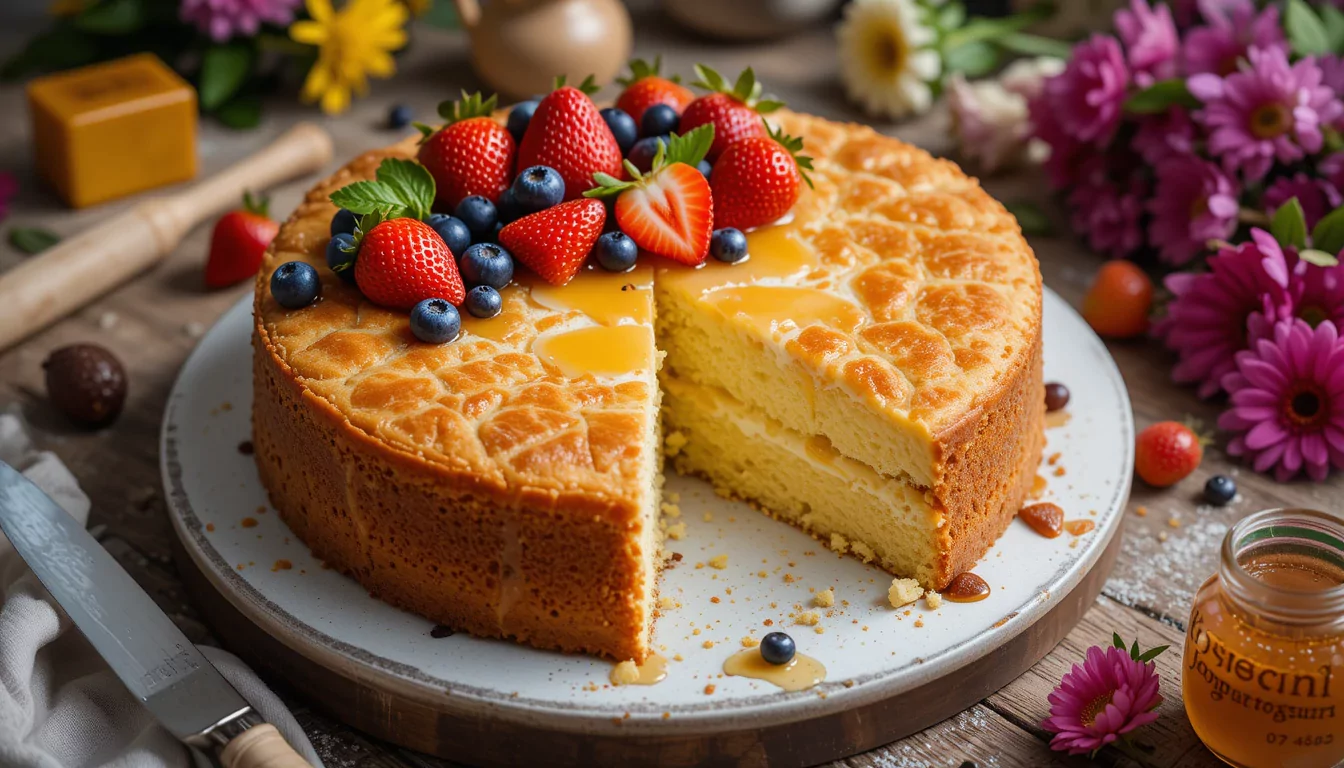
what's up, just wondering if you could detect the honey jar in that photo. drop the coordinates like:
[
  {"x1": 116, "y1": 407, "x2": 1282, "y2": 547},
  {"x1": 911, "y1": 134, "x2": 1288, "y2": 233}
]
[{"x1": 1183, "y1": 508, "x2": 1344, "y2": 767}]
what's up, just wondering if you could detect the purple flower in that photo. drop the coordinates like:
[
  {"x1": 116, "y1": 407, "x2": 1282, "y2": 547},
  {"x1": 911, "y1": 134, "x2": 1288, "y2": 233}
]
[
  {"x1": 1190, "y1": 47, "x2": 1344, "y2": 182},
  {"x1": 1115, "y1": 0, "x2": 1179, "y2": 84},
  {"x1": 1029, "y1": 91, "x2": 1086, "y2": 190},
  {"x1": 1263, "y1": 173, "x2": 1342, "y2": 230},
  {"x1": 1318, "y1": 54, "x2": 1344, "y2": 98},
  {"x1": 1289, "y1": 255, "x2": 1344, "y2": 331},
  {"x1": 1183, "y1": 0, "x2": 1286, "y2": 77},
  {"x1": 1220, "y1": 318, "x2": 1344, "y2": 482},
  {"x1": 1042, "y1": 645, "x2": 1163, "y2": 756},
  {"x1": 1148, "y1": 156, "x2": 1239, "y2": 266},
  {"x1": 180, "y1": 0, "x2": 301, "y2": 42},
  {"x1": 1069, "y1": 173, "x2": 1146, "y2": 259},
  {"x1": 1042, "y1": 34, "x2": 1130, "y2": 145},
  {"x1": 1156, "y1": 229, "x2": 1297, "y2": 397},
  {"x1": 1133, "y1": 106, "x2": 1196, "y2": 164}
]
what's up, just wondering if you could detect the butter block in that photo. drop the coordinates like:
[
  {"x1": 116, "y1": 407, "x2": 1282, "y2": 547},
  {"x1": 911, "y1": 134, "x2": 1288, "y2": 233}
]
[{"x1": 27, "y1": 53, "x2": 197, "y2": 208}]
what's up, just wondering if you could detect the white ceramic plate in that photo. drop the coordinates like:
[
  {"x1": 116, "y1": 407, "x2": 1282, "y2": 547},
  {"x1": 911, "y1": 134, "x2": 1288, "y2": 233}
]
[{"x1": 162, "y1": 288, "x2": 1132, "y2": 736}]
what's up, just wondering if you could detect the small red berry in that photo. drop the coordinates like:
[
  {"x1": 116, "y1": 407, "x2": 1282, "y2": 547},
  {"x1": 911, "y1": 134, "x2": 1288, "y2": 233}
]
[{"x1": 1135, "y1": 421, "x2": 1203, "y2": 487}]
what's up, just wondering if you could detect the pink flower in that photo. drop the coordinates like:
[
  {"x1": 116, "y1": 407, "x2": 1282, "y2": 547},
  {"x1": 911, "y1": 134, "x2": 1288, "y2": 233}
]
[
  {"x1": 1286, "y1": 253, "x2": 1344, "y2": 331},
  {"x1": 948, "y1": 75, "x2": 1033, "y2": 174},
  {"x1": 1156, "y1": 229, "x2": 1296, "y2": 397},
  {"x1": 1029, "y1": 91, "x2": 1086, "y2": 190},
  {"x1": 180, "y1": 0, "x2": 301, "y2": 42},
  {"x1": 1042, "y1": 645, "x2": 1163, "y2": 756},
  {"x1": 1220, "y1": 318, "x2": 1344, "y2": 482},
  {"x1": 1134, "y1": 107, "x2": 1196, "y2": 164},
  {"x1": 1043, "y1": 34, "x2": 1130, "y2": 145},
  {"x1": 0, "y1": 172, "x2": 16, "y2": 221},
  {"x1": 1115, "y1": 0, "x2": 1179, "y2": 85},
  {"x1": 1183, "y1": 0, "x2": 1286, "y2": 76},
  {"x1": 1069, "y1": 175, "x2": 1146, "y2": 259},
  {"x1": 1148, "y1": 156, "x2": 1239, "y2": 266},
  {"x1": 1263, "y1": 173, "x2": 1342, "y2": 229},
  {"x1": 1190, "y1": 47, "x2": 1344, "y2": 182},
  {"x1": 1318, "y1": 54, "x2": 1344, "y2": 100},
  {"x1": 1320, "y1": 152, "x2": 1344, "y2": 192}
]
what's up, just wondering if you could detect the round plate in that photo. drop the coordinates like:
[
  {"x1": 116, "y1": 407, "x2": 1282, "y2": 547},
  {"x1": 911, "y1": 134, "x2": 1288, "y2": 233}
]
[{"x1": 162, "y1": 289, "x2": 1132, "y2": 766}]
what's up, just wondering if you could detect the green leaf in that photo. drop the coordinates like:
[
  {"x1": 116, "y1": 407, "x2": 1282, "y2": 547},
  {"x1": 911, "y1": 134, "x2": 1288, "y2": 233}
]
[
  {"x1": 665, "y1": 124, "x2": 714, "y2": 167},
  {"x1": 1300, "y1": 248, "x2": 1340, "y2": 267},
  {"x1": 1130, "y1": 639, "x2": 1141, "y2": 660},
  {"x1": 993, "y1": 32, "x2": 1073, "y2": 59},
  {"x1": 943, "y1": 41, "x2": 999, "y2": 78},
  {"x1": 375, "y1": 158, "x2": 436, "y2": 220},
  {"x1": 1272, "y1": 197, "x2": 1309, "y2": 249},
  {"x1": 942, "y1": 15, "x2": 1040, "y2": 51},
  {"x1": 1113, "y1": 632, "x2": 1127, "y2": 651},
  {"x1": 1323, "y1": 5, "x2": 1344, "y2": 49},
  {"x1": 75, "y1": 0, "x2": 146, "y2": 35},
  {"x1": 1137, "y1": 645, "x2": 1170, "y2": 662},
  {"x1": 215, "y1": 94, "x2": 261, "y2": 130},
  {"x1": 1312, "y1": 205, "x2": 1344, "y2": 254},
  {"x1": 8, "y1": 227, "x2": 60, "y2": 255},
  {"x1": 1124, "y1": 79, "x2": 1199, "y2": 115},
  {"x1": 1285, "y1": 0, "x2": 1331, "y2": 56},
  {"x1": 1005, "y1": 201, "x2": 1054, "y2": 236},
  {"x1": 330, "y1": 180, "x2": 405, "y2": 216},
  {"x1": 199, "y1": 43, "x2": 253, "y2": 111},
  {"x1": 936, "y1": 2, "x2": 966, "y2": 31}
]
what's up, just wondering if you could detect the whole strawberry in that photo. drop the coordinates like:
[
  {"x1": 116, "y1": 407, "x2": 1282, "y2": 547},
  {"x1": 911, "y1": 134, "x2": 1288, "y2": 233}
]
[
  {"x1": 517, "y1": 76, "x2": 624, "y2": 201},
  {"x1": 1135, "y1": 421, "x2": 1204, "y2": 487},
  {"x1": 417, "y1": 91, "x2": 515, "y2": 210},
  {"x1": 681, "y1": 65, "x2": 784, "y2": 162},
  {"x1": 711, "y1": 122, "x2": 813, "y2": 231},
  {"x1": 616, "y1": 56, "x2": 694, "y2": 125},
  {"x1": 500, "y1": 198, "x2": 606, "y2": 286},
  {"x1": 586, "y1": 125, "x2": 715, "y2": 266},
  {"x1": 355, "y1": 218, "x2": 464, "y2": 309},
  {"x1": 205, "y1": 191, "x2": 278, "y2": 288}
]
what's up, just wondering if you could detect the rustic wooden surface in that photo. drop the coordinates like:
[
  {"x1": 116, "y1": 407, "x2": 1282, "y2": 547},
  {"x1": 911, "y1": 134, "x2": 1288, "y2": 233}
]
[{"x1": 1, "y1": 4, "x2": 1339, "y2": 766}]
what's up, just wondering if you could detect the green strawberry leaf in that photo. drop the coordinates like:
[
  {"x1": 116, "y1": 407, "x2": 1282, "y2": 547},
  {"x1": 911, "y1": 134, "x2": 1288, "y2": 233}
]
[
  {"x1": 665, "y1": 124, "x2": 714, "y2": 167},
  {"x1": 764, "y1": 119, "x2": 814, "y2": 189},
  {"x1": 692, "y1": 63, "x2": 728, "y2": 93},
  {"x1": 437, "y1": 90, "x2": 498, "y2": 124},
  {"x1": 1271, "y1": 197, "x2": 1309, "y2": 249},
  {"x1": 242, "y1": 190, "x2": 270, "y2": 218},
  {"x1": 618, "y1": 56, "x2": 663, "y2": 86}
]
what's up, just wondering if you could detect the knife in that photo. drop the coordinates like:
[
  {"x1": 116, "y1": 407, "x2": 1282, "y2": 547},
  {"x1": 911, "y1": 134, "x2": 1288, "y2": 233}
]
[{"x1": 0, "y1": 461, "x2": 312, "y2": 768}]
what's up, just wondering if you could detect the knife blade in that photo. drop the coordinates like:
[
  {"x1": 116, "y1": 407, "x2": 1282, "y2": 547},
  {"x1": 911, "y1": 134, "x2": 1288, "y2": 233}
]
[{"x1": 0, "y1": 460, "x2": 255, "y2": 747}]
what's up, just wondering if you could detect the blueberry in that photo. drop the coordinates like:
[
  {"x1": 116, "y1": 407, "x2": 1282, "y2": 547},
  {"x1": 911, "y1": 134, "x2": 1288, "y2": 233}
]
[
  {"x1": 710, "y1": 227, "x2": 749, "y2": 263},
  {"x1": 511, "y1": 165, "x2": 565, "y2": 213},
  {"x1": 270, "y1": 261, "x2": 321, "y2": 309},
  {"x1": 388, "y1": 103, "x2": 413, "y2": 130},
  {"x1": 593, "y1": 231, "x2": 638, "y2": 272},
  {"x1": 331, "y1": 208, "x2": 359, "y2": 237},
  {"x1": 696, "y1": 159, "x2": 712, "y2": 178},
  {"x1": 600, "y1": 107, "x2": 638, "y2": 154},
  {"x1": 759, "y1": 632, "x2": 796, "y2": 665},
  {"x1": 628, "y1": 136, "x2": 667, "y2": 173},
  {"x1": 1204, "y1": 475, "x2": 1236, "y2": 506},
  {"x1": 507, "y1": 99, "x2": 539, "y2": 144},
  {"x1": 425, "y1": 213, "x2": 471, "y2": 257},
  {"x1": 325, "y1": 234, "x2": 358, "y2": 282},
  {"x1": 459, "y1": 242, "x2": 514, "y2": 289},
  {"x1": 641, "y1": 104, "x2": 680, "y2": 137},
  {"x1": 497, "y1": 187, "x2": 523, "y2": 224},
  {"x1": 455, "y1": 195, "x2": 498, "y2": 239},
  {"x1": 409, "y1": 298, "x2": 461, "y2": 344},
  {"x1": 464, "y1": 285, "x2": 503, "y2": 319}
]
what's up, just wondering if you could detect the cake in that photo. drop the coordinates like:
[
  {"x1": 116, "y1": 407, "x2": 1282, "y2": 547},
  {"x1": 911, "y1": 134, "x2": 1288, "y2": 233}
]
[{"x1": 252, "y1": 107, "x2": 1044, "y2": 663}]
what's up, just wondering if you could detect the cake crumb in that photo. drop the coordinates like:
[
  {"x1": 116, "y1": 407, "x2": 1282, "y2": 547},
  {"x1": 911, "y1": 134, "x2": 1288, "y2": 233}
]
[
  {"x1": 240, "y1": 517, "x2": 258, "y2": 529},
  {"x1": 673, "y1": 654, "x2": 684, "y2": 662},
  {"x1": 205, "y1": 523, "x2": 215, "y2": 532},
  {"x1": 740, "y1": 635, "x2": 759, "y2": 648},
  {"x1": 888, "y1": 578, "x2": 924, "y2": 608},
  {"x1": 1135, "y1": 505, "x2": 1148, "y2": 517},
  {"x1": 702, "y1": 640, "x2": 715, "y2": 649},
  {"x1": 665, "y1": 522, "x2": 687, "y2": 540},
  {"x1": 703, "y1": 684, "x2": 716, "y2": 695},
  {"x1": 843, "y1": 680, "x2": 856, "y2": 688},
  {"x1": 708, "y1": 554, "x2": 728, "y2": 570},
  {"x1": 783, "y1": 573, "x2": 797, "y2": 583},
  {"x1": 611, "y1": 661, "x2": 639, "y2": 685},
  {"x1": 271, "y1": 559, "x2": 292, "y2": 572},
  {"x1": 757, "y1": 570, "x2": 768, "y2": 578},
  {"x1": 925, "y1": 591, "x2": 943, "y2": 609},
  {"x1": 814, "y1": 626, "x2": 826, "y2": 634},
  {"x1": 1168, "y1": 517, "x2": 1181, "y2": 528},
  {"x1": 657, "y1": 596, "x2": 680, "y2": 610},
  {"x1": 667, "y1": 492, "x2": 680, "y2": 503},
  {"x1": 914, "y1": 618, "x2": 925, "y2": 628},
  {"x1": 829, "y1": 533, "x2": 849, "y2": 554},
  {"x1": 710, "y1": 596, "x2": 720, "y2": 604},
  {"x1": 1053, "y1": 466, "x2": 1065, "y2": 476},
  {"x1": 796, "y1": 611, "x2": 820, "y2": 626},
  {"x1": 850, "y1": 540, "x2": 876, "y2": 563},
  {"x1": 664, "y1": 431, "x2": 688, "y2": 457},
  {"x1": 814, "y1": 588, "x2": 835, "y2": 608},
  {"x1": 703, "y1": 512, "x2": 713, "y2": 522},
  {"x1": 1158, "y1": 531, "x2": 1169, "y2": 542},
  {"x1": 661, "y1": 502, "x2": 682, "y2": 518}
]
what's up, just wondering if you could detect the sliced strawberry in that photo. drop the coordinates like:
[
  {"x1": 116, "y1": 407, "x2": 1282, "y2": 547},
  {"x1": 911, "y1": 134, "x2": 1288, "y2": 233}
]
[
  {"x1": 417, "y1": 91, "x2": 515, "y2": 209},
  {"x1": 500, "y1": 198, "x2": 607, "y2": 286},
  {"x1": 586, "y1": 126, "x2": 715, "y2": 266},
  {"x1": 517, "y1": 76, "x2": 624, "y2": 201},
  {"x1": 355, "y1": 218, "x2": 465, "y2": 309},
  {"x1": 616, "y1": 56, "x2": 694, "y2": 124},
  {"x1": 681, "y1": 65, "x2": 784, "y2": 162},
  {"x1": 710, "y1": 121, "x2": 813, "y2": 230}
]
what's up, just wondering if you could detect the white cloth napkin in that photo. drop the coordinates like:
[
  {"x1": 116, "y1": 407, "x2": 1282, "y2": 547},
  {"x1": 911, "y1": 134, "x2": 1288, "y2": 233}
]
[{"x1": 0, "y1": 412, "x2": 325, "y2": 768}]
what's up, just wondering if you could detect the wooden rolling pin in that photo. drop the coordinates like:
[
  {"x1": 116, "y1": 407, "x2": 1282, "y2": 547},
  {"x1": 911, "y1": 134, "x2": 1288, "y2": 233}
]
[{"x1": 0, "y1": 122, "x2": 334, "y2": 352}]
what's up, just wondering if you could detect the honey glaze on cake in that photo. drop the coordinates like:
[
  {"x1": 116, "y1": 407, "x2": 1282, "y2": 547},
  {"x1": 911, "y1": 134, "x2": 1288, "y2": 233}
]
[{"x1": 253, "y1": 110, "x2": 1044, "y2": 662}]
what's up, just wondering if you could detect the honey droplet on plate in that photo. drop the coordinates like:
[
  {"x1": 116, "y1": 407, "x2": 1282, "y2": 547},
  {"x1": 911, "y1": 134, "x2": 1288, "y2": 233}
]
[
  {"x1": 610, "y1": 653, "x2": 668, "y2": 686},
  {"x1": 1064, "y1": 519, "x2": 1096, "y2": 536},
  {"x1": 1020, "y1": 502, "x2": 1065, "y2": 538},
  {"x1": 722, "y1": 648, "x2": 826, "y2": 691}
]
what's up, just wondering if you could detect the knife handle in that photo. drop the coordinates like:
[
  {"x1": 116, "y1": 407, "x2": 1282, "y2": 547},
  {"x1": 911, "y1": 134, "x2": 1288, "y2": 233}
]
[{"x1": 220, "y1": 724, "x2": 313, "y2": 768}]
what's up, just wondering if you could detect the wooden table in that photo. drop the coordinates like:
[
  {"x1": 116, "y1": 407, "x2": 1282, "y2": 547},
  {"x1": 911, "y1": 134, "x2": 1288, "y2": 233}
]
[{"x1": 1, "y1": 6, "x2": 1337, "y2": 766}]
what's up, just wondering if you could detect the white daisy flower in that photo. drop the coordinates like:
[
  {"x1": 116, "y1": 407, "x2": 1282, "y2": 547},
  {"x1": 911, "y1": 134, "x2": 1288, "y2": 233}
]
[{"x1": 836, "y1": 0, "x2": 941, "y2": 120}]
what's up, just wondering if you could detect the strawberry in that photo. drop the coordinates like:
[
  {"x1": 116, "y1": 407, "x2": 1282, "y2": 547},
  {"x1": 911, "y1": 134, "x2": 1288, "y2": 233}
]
[
  {"x1": 585, "y1": 126, "x2": 715, "y2": 266},
  {"x1": 517, "y1": 76, "x2": 624, "y2": 201},
  {"x1": 417, "y1": 91, "x2": 515, "y2": 210},
  {"x1": 710, "y1": 122, "x2": 814, "y2": 230},
  {"x1": 615, "y1": 56, "x2": 694, "y2": 125},
  {"x1": 205, "y1": 191, "x2": 278, "y2": 288},
  {"x1": 680, "y1": 65, "x2": 784, "y2": 162},
  {"x1": 499, "y1": 198, "x2": 606, "y2": 286},
  {"x1": 354, "y1": 217, "x2": 464, "y2": 309},
  {"x1": 1135, "y1": 421, "x2": 1204, "y2": 487}
]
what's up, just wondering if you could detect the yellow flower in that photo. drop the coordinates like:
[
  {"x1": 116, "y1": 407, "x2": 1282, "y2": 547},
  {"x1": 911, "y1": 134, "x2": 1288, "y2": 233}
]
[
  {"x1": 49, "y1": 0, "x2": 85, "y2": 16},
  {"x1": 290, "y1": 0, "x2": 408, "y2": 115}
]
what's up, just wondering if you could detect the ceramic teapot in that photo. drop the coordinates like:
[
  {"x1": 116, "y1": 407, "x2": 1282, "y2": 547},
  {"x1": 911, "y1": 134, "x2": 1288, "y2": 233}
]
[{"x1": 452, "y1": 0, "x2": 633, "y2": 98}]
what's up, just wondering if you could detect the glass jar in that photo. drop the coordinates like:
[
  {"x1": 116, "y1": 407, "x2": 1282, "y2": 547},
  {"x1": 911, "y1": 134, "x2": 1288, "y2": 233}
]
[{"x1": 1183, "y1": 508, "x2": 1344, "y2": 768}]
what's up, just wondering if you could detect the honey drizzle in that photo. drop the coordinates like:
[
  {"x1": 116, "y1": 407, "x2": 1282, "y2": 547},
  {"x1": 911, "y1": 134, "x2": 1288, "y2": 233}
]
[
  {"x1": 706, "y1": 285, "x2": 867, "y2": 338},
  {"x1": 1045, "y1": 410, "x2": 1072, "y2": 429},
  {"x1": 610, "y1": 653, "x2": 669, "y2": 686},
  {"x1": 1019, "y1": 502, "x2": 1064, "y2": 539},
  {"x1": 722, "y1": 648, "x2": 827, "y2": 691},
  {"x1": 657, "y1": 220, "x2": 819, "y2": 296},
  {"x1": 943, "y1": 572, "x2": 991, "y2": 603},
  {"x1": 533, "y1": 325, "x2": 655, "y2": 378}
]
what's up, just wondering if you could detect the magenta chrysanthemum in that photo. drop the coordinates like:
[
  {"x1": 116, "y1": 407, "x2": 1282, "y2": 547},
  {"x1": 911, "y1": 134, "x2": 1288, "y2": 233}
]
[
  {"x1": 1069, "y1": 176, "x2": 1145, "y2": 259},
  {"x1": 1147, "y1": 156, "x2": 1239, "y2": 266},
  {"x1": 1263, "y1": 173, "x2": 1342, "y2": 229},
  {"x1": 1041, "y1": 645, "x2": 1163, "y2": 756},
  {"x1": 1133, "y1": 106, "x2": 1196, "y2": 164},
  {"x1": 180, "y1": 0, "x2": 301, "y2": 42},
  {"x1": 1190, "y1": 46, "x2": 1344, "y2": 182},
  {"x1": 1029, "y1": 91, "x2": 1086, "y2": 190},
  {"x1": 1220, "y1": 318, "x2": 1344, "y2": 481},
  {"x1": 1115, "y1": 0, "x2": 1179, "y2": 84},
  {"x1": 1288, "y1": 255, "x2": 1344, "y2": 331},
  {"x1": 1043, "y1": 34, "x2": 1130, "y2": 145},
  {"x1": 1156, "y1": 229, "x2": 1296, "y2": 397},
  {"x1": 1183, "y1": 0, "x2": 1286, "y2": 76}
]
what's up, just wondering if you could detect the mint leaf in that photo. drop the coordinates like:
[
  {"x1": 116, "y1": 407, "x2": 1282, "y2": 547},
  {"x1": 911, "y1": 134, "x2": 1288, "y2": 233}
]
[
  {"x1": 375, "y1": 158, "x2": 435, "y2": 220},
  {"x1": 1271, "y1": 197, "x2": 1309, "y2": 249},
  {"x1": 8, "y1": 227, "x2": 60, "y2": 254},
  {"x1": 1286, "y1": 0, "x2": 1331, "y2": 56},
  {"x1": 1124, "y1": 80, "x2": 1199, "y2": 114},
  {"x1": 330, "y1": 180, "x2": 404, "y2": 216}
]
